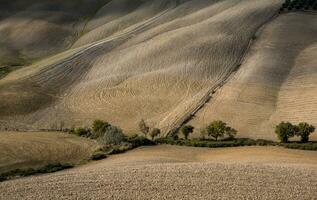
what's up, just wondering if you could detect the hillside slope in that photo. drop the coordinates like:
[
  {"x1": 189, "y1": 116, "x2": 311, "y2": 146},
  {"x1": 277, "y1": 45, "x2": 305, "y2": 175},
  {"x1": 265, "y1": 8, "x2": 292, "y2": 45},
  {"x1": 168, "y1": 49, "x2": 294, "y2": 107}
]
[
  {"x1": 1, "y1": 146, "x2": 317, "y2": 199},
  {"x1": 0, "y1": 0, "x2": 109, "y2": 66},
  {"x1": 191, "y1": 12, "x2": 317, "y2": 140},
  {"x1": 0, "y1": 131, "x2": 97, "y2": 174},
  {"x1": 0, "y1": 0, "x2": 285, "y2": 136},
  {"x1": 2, "y1": 0, "x2": 316, "y2": 140}
]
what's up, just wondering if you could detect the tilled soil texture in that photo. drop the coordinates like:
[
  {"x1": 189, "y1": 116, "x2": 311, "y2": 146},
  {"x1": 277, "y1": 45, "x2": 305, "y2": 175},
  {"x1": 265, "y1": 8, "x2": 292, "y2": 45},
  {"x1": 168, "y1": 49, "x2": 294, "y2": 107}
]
[{"x1": 1, "y1": 145, "x2": 317, "y2": 200}]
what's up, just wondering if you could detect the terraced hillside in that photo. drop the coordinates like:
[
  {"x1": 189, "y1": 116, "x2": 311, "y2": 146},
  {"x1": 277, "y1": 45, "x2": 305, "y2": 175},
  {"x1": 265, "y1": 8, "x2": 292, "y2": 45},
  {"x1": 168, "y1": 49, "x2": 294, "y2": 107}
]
[{"x1": 0, "y1": 0, "x2": 316, "y2": 139}]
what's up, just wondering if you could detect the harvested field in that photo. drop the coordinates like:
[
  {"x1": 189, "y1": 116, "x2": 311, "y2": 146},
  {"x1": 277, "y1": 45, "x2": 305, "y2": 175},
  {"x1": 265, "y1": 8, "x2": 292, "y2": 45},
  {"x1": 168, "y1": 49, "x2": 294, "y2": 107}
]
[
  {"x1": 0, "y1": 0, "x2": 286, "y2": 136},
  {"x1": 1, "y1": 145, "x2": 316, "y2": 199},
  {"x1": 0, "y1": 0, "x2": 316, "y2": 140},
  {"x1": 191, "y1": 12, "x2": 317, "y2": 140},
  {"x1": 0, "y1": 131, "x2": 98, "y2": 174}
]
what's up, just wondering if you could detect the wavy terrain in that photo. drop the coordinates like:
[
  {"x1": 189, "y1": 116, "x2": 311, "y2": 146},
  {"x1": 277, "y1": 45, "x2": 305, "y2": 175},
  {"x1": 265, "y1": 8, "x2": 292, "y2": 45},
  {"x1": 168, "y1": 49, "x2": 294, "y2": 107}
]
[
  {"x1": 191, "y1": 12, "x2": 317, "y2": 140},
  {"x1": 0, "y1": 131, "x2": 98, "y2": 174},
  {"x1": 1, "y1": 145, "x2": 317, "y2": 199},
  {"x1": 0, "y1": 0, "x2": 316, "y2": 140}
]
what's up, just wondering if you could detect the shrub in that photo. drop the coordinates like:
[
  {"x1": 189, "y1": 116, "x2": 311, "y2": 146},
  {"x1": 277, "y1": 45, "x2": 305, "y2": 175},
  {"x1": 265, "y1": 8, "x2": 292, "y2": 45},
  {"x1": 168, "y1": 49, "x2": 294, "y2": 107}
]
[
  {"x1": 92, "y1": 119, "x2": 110, "y2": 138},
  {"x1": 107, "y1": 143, "x2": 134, "y2": 155},
  {"x1": 296, "y1": 122, "x2": 315, "y2": 143},
  {"x1": 275, "y1": 122, "x2": 297, "y2": 143},
  {"x1": 138, "y1": 119, "x2": 150, "y2": 137},
  {"x1": 0, "y1": 163, "x2": 73, "y2": 182},
  {"x1": 74, "y1": 127, "x2": 92, "y2": 137},
  {"x1": 127, "y1": 135, "x2": 155, "y2": 147},
  {"x1": 98, "y1": 125, "x2": 125, "y2": 145},
  {"x1": 90, "y1": 151, "x2": 107, "y2": 160},
  {"x1": 282, "y1": 143, "x2": 317, "y2": 151},
  {"x1": 181, "y1": 125, "x2": 194, "y2": 140},
  {"x1": 150, "y1": 128, "x2": 161, "y2": 140},
  {"x1": 255, "y1": 139, "x2": 276, "y2": 146}
]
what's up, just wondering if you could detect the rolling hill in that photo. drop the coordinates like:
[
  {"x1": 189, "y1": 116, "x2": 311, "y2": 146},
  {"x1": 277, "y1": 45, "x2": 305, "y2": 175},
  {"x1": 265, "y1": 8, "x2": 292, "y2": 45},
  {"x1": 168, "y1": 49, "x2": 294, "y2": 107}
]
[{"x1": 0, "y1": 0, "x2": 316, "y2": 140}]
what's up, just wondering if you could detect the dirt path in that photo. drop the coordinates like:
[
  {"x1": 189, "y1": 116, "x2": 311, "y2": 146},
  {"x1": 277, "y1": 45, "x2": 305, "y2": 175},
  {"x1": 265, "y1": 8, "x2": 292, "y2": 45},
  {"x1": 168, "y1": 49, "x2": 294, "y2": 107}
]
[{"x1": 1, "y1": 145, "x2": 316, "y2": 200}]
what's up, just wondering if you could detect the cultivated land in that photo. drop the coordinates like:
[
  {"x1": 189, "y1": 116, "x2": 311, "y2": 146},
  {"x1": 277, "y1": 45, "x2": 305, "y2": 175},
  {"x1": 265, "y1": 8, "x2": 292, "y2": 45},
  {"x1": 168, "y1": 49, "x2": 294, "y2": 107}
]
[
  {"x1": 191, "y1": 12, "x2": 317, "y2": 140},
  {"x1": 0, "y1": 1, "x2": 317, "y2": 198},
  {"x1": 1, "y1": 145, "x2": 317, "y2": 200},
  {"x1": 0, "y1": 132, "x2": 98, "y2": 174},
  {"x1": 0, "y1": 0, "x2": 299, "y2": 139}
]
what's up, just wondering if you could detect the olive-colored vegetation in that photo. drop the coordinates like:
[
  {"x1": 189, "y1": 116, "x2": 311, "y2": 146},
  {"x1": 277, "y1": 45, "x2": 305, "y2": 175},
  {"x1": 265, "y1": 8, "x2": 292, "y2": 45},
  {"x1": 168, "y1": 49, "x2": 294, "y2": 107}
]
[
  {"x1": 181, "y1": 125, "x2": 194, "y2": 140},
  {"x1": 71, "y1": 119, "x2": 155, "y2": 161},
  {"x1": 275, "y1": 122, "x2": 315, "y2": 143},
  {"x1": 200, "y1": 120, "x2": 237, "y2": 141},
  {"x1": 157, "y1": 120, "x2": 274, "y2": 148},
  {"x1": 0, "y1": 163, "x2": 73, "y2": 182},
  {"x1": 280, "y1": 0, "x2": 317, "y2": 12}
]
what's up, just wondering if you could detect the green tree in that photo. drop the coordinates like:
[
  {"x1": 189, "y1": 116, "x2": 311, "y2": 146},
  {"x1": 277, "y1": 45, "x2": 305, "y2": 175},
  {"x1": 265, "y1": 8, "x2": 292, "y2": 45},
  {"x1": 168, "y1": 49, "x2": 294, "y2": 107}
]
[
  {"x1": 138, "y1": 119, "x2": 150, "y2": 137},
  {"x1": 275, "y1": 122, "x2": 297, "y2": 143},
  {"x1": 206, "y1": 120, "x2": 227, "y2": 141},
  {"x1": 150, "y1": 128, "x2": 161, "y2": 140},
  {"x1": 181, "y1": 125, "x2": 194, "y2": 140},
  {"x1": 296, "y1": 122, "x2": 315, "y2": 143}
]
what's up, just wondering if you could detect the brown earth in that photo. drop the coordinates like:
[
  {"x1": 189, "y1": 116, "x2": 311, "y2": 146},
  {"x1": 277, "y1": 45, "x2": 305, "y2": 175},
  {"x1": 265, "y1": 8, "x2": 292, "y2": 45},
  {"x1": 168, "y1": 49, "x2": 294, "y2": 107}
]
[
  {"x1": 1, "y1": 145, "x2": 316, "y2": 199},
  {"x1": 0, "y1": 131, "x2": 98, "y2": 174},
  {"x1": 0, "y1": 0, "x2": 316, "y2": 141}
]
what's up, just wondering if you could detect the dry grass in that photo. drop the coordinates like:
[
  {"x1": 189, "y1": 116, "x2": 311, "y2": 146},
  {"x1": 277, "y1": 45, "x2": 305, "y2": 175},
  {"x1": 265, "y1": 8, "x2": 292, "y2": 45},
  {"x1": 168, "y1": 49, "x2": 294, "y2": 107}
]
[
  {"x1": 1, "y1": 145, "x2": 317, "y2": 199},
  {"x1": 0, "y1": 131, "x2": 98, "y2": 174}
]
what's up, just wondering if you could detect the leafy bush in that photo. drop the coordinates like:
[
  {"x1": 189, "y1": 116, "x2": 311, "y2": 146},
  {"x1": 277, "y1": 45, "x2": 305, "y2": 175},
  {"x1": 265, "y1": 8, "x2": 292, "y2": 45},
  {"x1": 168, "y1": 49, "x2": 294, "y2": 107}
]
[
  {"x1": 255, "y1": 139, "x2": 277, "y2": 146},
  {"x1": 90, "y1": 151, "x2": 107, "y2": 160},
  {"x1": 92, "y1": 120, "x2": 110, "y2": 139},
  {"x1": 155, "y1": 137, "x2": 175, "y2": 144},
  {"x1": 0, "y1": 163, "x2": 73, "y2": 182},
  {"x1": 74, "y1": 127, "x2": 92, "y2": 137},
  {"x1": 107, "y1": 143, "x2": 134, "y2": 155},
  {"x1": 127, "y1": 135, "x2": 155, "y2": 147},
  {"x1": 181, "y1": 125, "x2": 194, "y2": 140},
  {"x1": 98, "y1": 125, "x2": 125, "y2": 145},
  {"x1": 282, "y1": 142, "x2": 317, "y2": 151},
  {"x1": 155, "y1": 137, "x2": 259, "y2": 148}
]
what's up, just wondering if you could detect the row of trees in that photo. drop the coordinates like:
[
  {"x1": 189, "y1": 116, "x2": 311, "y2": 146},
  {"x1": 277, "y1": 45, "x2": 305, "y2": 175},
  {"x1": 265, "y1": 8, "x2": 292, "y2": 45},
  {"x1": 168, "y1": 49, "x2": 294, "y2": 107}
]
[
  {"x1": 73, "y1": 119, "x2": 315, "y2": 145},
  {"x1": 139, "y1": 119, "x2": 237, "y2": 141},
  {"x1": 275, "y1": 122, "x2": 315, "y2": 143}
]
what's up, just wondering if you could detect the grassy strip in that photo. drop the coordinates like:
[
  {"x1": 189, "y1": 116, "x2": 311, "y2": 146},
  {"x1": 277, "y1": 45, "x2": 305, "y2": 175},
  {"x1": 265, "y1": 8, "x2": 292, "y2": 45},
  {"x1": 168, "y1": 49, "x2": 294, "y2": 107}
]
[
  {"x1": 155, "y1": 137, "x2": 317, "y2": 151},
  {"x1": 155, "y1": 138, "x2": 276, "y2": 148},
  {"x1": 282, "y1": 142, "x2": 317, "y2": 151},
  {"x1": 0, "y1": 163, "x2": 73, "y2": 182},
  {"x1": 90, "y1": 136, "x2": 155, "y2": 160}
]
